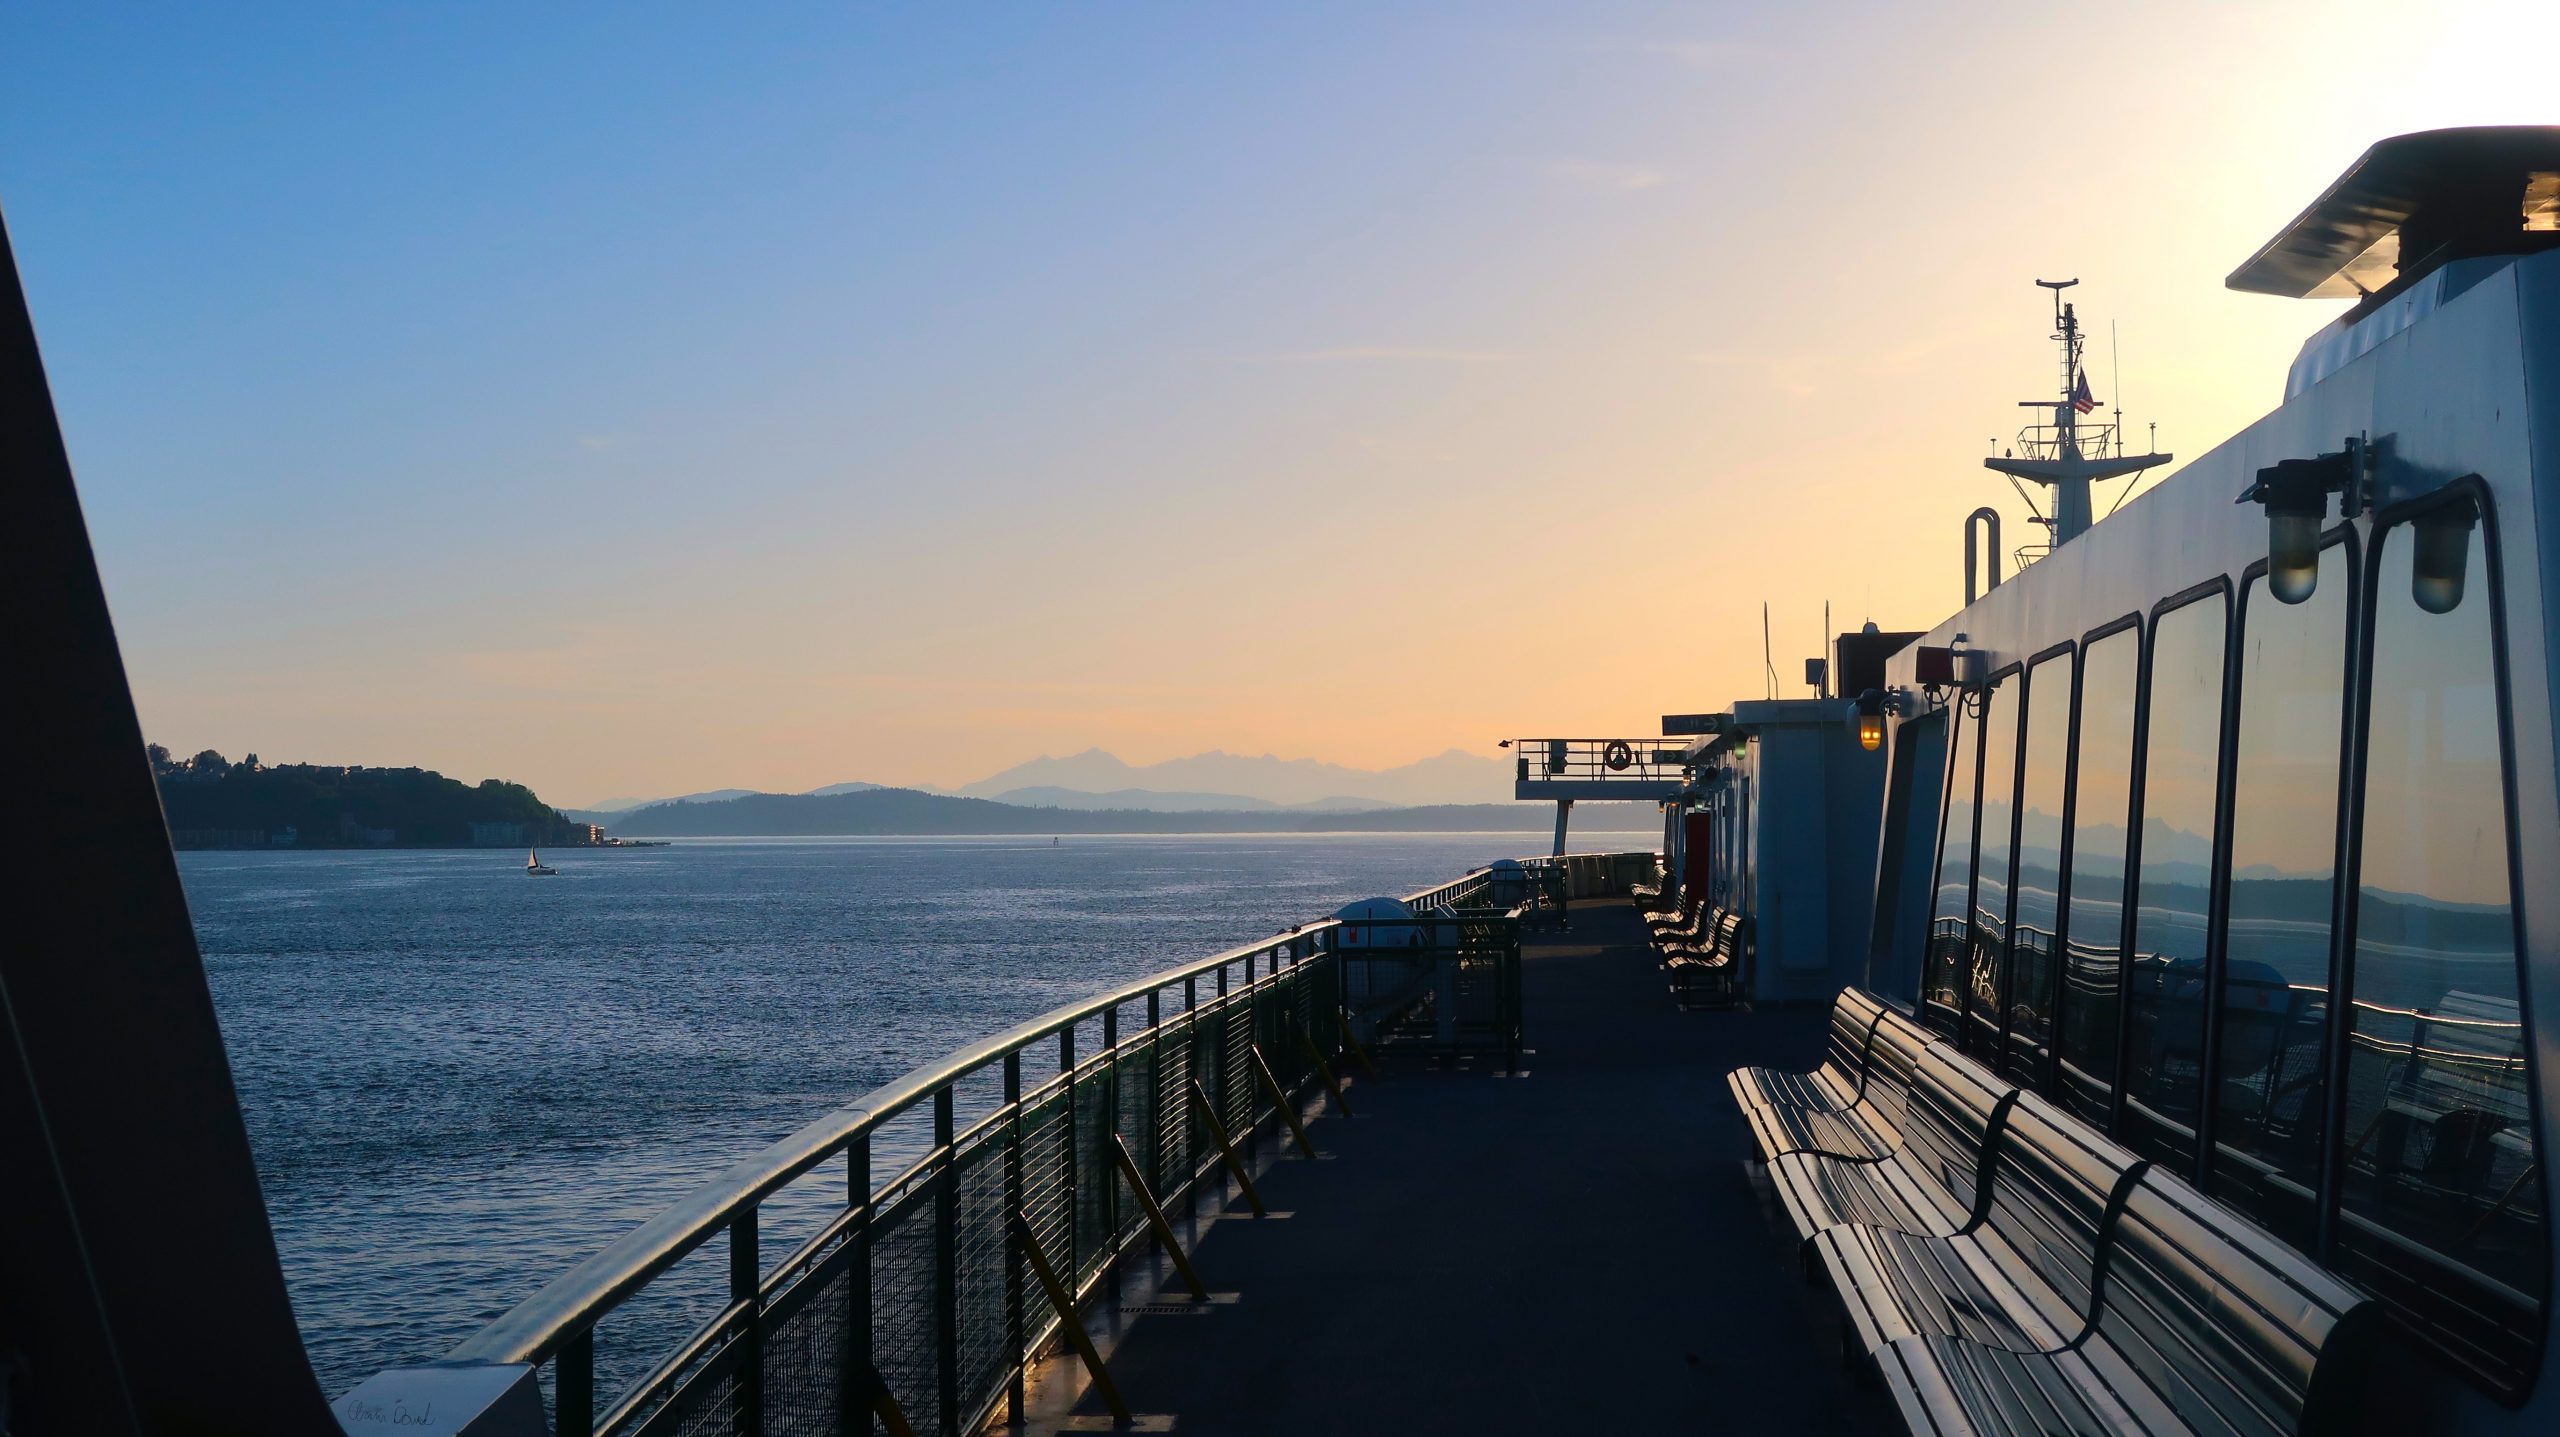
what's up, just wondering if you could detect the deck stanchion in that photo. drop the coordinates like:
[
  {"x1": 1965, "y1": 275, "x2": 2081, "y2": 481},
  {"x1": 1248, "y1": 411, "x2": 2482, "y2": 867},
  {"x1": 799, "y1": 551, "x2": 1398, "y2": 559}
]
[
  {"x1": 1100, "y1": 1007, "x2": 1120, "y2": 1269},
  {"x1": 1003, "y1": 1053, "x2": 1026, "y2": 1425},
  {"x1": 847, "y1": 1134, "x2": 880, "y2": 1437},
  {"x1": 1296, "y1": 1029, "x2": 1353, "y2": 1118},
  {"x1": 933, "y1": 1088, "x2": 958, "y2": 1435},
  {"x1": 1334, "y1": 1008, "x2": 1380, "y2": 1080},
  {"x1": 555, "y1": 1328, "x2": 594, "y2": 1437},
  {"x1": 1186, "y1": 1079, "x2": 1265, "y2": 1216},
  {"x1": 1110, "y1": 1133, "x2": 1208, "y2": 1300},
  {"x1": 1183, "y1": 975, "x2": 1201, "y2": 1221},
  {"x1": 1059, "y1": 1026, "x2": 1077, "y2": 1289},
  {"x1": 1247, "y1": 1045, "x2": 1318, "y2": 1159},
  {"x1": 1009, "y1": 1210, "x2": 1132, "y2": 1425},
  {"x1": 731, "y1": 1208, "x2": 763, "y2": 1437}
]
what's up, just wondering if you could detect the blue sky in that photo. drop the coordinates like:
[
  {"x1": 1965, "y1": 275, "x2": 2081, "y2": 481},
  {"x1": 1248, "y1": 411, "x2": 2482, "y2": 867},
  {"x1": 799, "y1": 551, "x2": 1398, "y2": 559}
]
[{"x1": 7, "y1": 3, "x2": 2552, "y2": 802}]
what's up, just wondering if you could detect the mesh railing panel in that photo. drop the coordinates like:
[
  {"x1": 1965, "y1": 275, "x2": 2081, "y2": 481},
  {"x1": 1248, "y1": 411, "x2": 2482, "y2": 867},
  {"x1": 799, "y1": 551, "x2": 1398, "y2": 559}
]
[
  {"x1": 1015, "y1": 1088, "x2": 1072, "y2": 1372},
  {"x1": 1071, "y1": 1074, "x2": 1112, "y2": 1286},
  {"x1": 1153, "y1": 1027, "x2": 1193, "y2": 1192},
  {"x1": 952, "y1": 1132, "x2": 1012, "y2": 1416},
  {"x1": 649, "y1": 1366, "x2": 741, "y2": 1437},
  {"x1": 1114, "y1": 1038, "x2": 1157, "y2": 1192},
  {"x1": 866, "y1": 1192, "x2": 941, "y2": 1437},
  {"x1": 757, "y1": 1258, "x2": 849, "y2": 1437},
  {"x1": 1222, "y1": 1004, "x2": 1254, "y2": 1135}
]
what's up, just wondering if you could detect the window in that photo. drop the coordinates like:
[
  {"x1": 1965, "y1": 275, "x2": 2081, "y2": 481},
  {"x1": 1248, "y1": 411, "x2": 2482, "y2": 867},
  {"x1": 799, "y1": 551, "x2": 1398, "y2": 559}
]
[
  {"x1": 2005, "y1": 655, "x2": 2073, "y2": 1086},
  {"x1": 1923, "y1": 706, "x2": 1979, "y2": 1032},
  {"x1": 2057, "y1": 628, "x2": 2137, "y2": 1125},
  {"x1": 2335, "y1": 497, "x2": 2544, "y2": 1395},
  {"x1": 1876, "y1": 712, "x2": 1949, "y2": 999},
  {"x1": 2122, "y1": 595, "x2": 2226, "y2": 1169},
  {"x1": 2209, "y1": 544, "x2": 2350, "y2": 1247},
  {"x1": 1966, "y1": 679, "x2": 2021, "y2": 1057}
]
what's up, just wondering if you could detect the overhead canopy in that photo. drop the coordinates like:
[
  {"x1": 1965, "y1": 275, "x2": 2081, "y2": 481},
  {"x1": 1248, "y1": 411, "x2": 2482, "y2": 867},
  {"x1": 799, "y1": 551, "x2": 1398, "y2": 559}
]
[{"x1": 2226, "y1": 126, "x2": 2560, "y2": 299}]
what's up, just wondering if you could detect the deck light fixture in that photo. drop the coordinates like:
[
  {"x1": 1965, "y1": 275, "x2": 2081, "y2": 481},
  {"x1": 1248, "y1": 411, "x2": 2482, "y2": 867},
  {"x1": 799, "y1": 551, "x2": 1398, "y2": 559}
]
[
  {"x1": 2411, "y1": 496, "x2": 2479, "y2": 614},
  {"x1": 2236, "y1": 453, "x2": 2350, "y2": 604},
  {"x1": 1851, "y1": 690, "x2": 1886, "y2": 751}
]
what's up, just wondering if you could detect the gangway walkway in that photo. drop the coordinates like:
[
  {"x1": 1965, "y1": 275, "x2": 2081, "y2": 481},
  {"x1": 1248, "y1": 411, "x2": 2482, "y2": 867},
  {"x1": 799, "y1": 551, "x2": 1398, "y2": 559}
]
[{"x1": 1019, "y1": 900, "x2": 1891, "y2": 1434}]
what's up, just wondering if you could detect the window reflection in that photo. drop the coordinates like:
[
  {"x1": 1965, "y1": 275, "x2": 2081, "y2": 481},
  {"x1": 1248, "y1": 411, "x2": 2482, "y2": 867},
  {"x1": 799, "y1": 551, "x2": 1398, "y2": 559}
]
[
  {"x1": 2122, "y1": 596, "x2": 2226, "y2": 1169},
  {"x1": 2336, "y1": 502, "x2": 2545, "y2": 1395},
  {"x1": 2210, "y1": 546, "x2": 2348, "y2": 1246},
  {"x1": 2006, "y1": 657, "x2": 2072, "y2": 1085},
  {"x1": 1966, "y1": 682, "x2": 2020, "y2": 1057},
  {"x1": 2058, "y1": 630, "x2": 2137, "y2": 1125},
  {"x1": 1924, "y1": 707, "x2": 1979, "y2": 1032}
]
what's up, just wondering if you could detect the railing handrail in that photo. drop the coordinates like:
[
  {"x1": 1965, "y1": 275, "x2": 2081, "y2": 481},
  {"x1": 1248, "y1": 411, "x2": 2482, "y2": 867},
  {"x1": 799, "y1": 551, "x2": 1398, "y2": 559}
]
[{"x1": 449, "y1": 914, "x2": 1347, "y2": 1367}]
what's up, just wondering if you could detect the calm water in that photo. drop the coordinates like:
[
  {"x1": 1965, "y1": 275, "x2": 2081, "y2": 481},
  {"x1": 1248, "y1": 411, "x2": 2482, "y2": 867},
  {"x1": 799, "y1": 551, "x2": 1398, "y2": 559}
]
[{"x1": 185, "y1": 833, "x2": 1635, "y2": 1395}]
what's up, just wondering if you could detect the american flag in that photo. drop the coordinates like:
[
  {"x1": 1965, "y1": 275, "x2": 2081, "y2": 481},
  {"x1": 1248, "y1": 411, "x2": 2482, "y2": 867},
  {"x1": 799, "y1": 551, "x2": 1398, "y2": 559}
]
[{"x1": 2071, "y1": 369, "x2": 2097, "y2": 415}]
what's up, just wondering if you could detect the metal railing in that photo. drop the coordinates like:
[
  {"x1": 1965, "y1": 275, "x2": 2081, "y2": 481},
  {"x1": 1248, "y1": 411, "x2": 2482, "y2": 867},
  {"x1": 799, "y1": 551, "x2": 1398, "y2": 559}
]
[
  {"x1": 1508, "y1": 738, "x2": 1691, "y2": 791},
  {"x1": 440, "y1": 867, "x2": 1533, "y2": 1437}
]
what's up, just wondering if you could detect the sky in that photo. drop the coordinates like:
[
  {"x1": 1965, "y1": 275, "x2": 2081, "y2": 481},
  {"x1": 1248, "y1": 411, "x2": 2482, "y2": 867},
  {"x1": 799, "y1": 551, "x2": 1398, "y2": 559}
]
[{"x1": 4, "y1": 1, "x2": 2554, "y2": 806}]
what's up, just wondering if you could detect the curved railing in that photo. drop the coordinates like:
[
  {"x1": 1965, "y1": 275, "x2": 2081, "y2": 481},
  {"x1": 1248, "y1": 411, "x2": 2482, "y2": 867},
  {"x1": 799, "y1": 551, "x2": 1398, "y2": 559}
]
[{"x1": 445, "y1": 867, "x2": 1514, "y2": 1437}]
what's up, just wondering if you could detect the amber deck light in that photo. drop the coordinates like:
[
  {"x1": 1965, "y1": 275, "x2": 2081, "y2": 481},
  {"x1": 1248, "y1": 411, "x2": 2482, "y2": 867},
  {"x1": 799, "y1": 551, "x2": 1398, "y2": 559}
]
[{"x1": 1851, "y1": 690, "x2": 1886, "y2": 751}]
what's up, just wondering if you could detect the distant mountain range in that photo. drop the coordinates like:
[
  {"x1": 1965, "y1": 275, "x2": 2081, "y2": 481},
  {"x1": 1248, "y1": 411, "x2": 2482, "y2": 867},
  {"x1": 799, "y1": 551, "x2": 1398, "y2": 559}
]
[
  {"x1": 572, "y1": 747, "x2": 1514, "y2": 823},
  {"x1": 954, "y1": 748, "x2": 1509, "y2": 807},
  {"x1": 988, "y1": 786, "x2": 1396, "y2": 813},
  {"x1": 603, "y1": 788, "x2": 1651, "y2": 838}
]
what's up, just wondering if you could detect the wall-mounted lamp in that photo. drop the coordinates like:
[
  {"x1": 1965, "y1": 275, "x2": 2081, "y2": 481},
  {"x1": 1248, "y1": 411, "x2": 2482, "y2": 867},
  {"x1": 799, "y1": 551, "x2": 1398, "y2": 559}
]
[
  {"x1": 2411, "y1": 497, "x2": 2480, "y2": 614},
  {"x1": 1849, "y1": 689, "x2": 1887, "y2": 752},
  {"x1": 2236, "y1": 451, "x2": 2351, "y2": 604}
]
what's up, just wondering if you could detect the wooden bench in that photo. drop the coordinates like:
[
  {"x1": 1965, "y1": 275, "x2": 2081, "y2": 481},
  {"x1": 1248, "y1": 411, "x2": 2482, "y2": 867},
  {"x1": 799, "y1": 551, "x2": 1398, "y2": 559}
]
[
  {"x1": 1729, "y1": 987, "x2": 1887, "y2": 1116},
  {"x1": 1738, "y1": 1000, "x2": 1933, "y2": 1164},
  {"x1": 1665, "y1": 911, "x2": 1746, "y2": 1008},
  {"x1": 1768, "y1": 1045, "x2": 2016, "y2": 1249},
  {"x1": 1819, "y1": 1088, "x2": 2143, "y2": 1361},
  {"x1": 1646, "y1": 887, "x2": 1712, "y2": 946},
  {"x1": 1872, "y1": 1157, "x2": 2380, "y2": 1437}
]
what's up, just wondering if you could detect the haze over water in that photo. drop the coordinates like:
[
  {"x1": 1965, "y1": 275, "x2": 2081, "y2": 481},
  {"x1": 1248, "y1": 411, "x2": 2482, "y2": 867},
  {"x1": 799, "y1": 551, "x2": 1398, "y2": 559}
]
[{"x1": 187, "y1": 833, "x2": 1642, "y2": 1395}]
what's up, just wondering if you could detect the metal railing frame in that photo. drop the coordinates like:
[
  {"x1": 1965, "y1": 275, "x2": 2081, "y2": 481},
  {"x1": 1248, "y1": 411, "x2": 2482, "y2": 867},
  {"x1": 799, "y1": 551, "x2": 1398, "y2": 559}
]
[{"x1": 445, "y1": 868, "x2": 1520, "y2": 1437}]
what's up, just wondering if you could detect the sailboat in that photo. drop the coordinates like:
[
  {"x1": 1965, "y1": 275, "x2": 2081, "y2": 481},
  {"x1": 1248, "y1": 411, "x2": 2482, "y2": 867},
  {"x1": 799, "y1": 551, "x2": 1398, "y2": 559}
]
[{"x1": 526, "y1": 847, "x2": 556, "y2": 876}]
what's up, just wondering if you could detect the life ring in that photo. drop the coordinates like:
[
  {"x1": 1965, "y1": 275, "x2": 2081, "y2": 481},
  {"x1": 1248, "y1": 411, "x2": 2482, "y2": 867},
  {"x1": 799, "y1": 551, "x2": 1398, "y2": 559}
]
[{"x1": 1603, "y1": 740, "x2": 1634, "y2": 771}]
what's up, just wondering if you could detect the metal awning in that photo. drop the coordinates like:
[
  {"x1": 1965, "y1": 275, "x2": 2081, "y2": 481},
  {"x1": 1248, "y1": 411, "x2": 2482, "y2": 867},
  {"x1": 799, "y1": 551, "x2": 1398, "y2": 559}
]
[{"x1": 2227, "y1": 126, "x2": 2560, "y2": 299}]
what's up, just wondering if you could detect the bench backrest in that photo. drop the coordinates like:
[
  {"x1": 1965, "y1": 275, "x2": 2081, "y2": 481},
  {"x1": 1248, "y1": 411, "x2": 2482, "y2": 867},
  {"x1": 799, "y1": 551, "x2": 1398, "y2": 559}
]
[
  {"x1": 1979, "y1": 1091, "x2": 2143, "y2": 1334},
  {"x1": 2096, "y1": 1172, "x2": 2378, "y2": 1437},
  {"x1": 1900, "y1": 1046, "x2": 2016, "y2": 1222},
  {"x1": 1861, "y1": 1009, "x2": 1934, "y2": 1139},
  {"x1": 1827, "y1": 988, "x2": 1891, "y2": 1094}
]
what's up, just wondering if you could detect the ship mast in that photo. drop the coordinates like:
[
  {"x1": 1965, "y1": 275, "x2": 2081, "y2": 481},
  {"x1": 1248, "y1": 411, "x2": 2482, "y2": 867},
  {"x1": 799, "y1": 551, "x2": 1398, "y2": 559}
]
[{"x1": 1982, "y1": 278, "x2": 2169, "y2": 549}]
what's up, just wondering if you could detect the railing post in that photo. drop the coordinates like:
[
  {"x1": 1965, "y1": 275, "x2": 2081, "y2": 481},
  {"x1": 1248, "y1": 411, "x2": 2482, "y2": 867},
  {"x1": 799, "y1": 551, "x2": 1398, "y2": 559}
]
[
  {"x1": 1059, "y1": 1027, "x2": 1077, "y2": 1286},
  {"x1": 556, "y1": 1327, "x2": 594, "y2": 1437},
  {"x1": 1144, "y1": 990, "x2": 1163, "y2": 1193},
  {"x1": 1182, "y1": 975, "x2": 1200, "y2": 1220},
  {"x1": 933, "y1": 1087, "x2": 958, "y2": 1436},
  {"x1": 1216, "y1": 963, "x2": 1240, "y2": 1158},
  {"x1": 846, "y1": 1135, "x2": 873, "y2": 1437},
  {"x1": 1002, "y1": 1053, "x2": 1025, "y2": 1426},
  {"x1": 732, "y1": 1207, "x2": 762, "y2": 1437},
  {"x1": 1100, "y1": 1006, "x2": 1120, "y2": 1272}
]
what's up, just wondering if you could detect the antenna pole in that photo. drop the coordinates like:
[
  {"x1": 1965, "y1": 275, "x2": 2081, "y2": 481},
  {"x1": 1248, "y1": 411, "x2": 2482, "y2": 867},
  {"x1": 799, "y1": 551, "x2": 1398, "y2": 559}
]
[{"x1": 1761, "y1": 603, "x2": 1774, "y2": 700}]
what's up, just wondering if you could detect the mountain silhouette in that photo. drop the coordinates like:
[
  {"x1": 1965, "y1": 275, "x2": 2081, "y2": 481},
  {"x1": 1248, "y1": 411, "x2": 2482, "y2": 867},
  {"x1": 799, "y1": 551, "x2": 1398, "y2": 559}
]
[{"x1": 955, "y1": 748, "x2": 1507, "y2": 807}]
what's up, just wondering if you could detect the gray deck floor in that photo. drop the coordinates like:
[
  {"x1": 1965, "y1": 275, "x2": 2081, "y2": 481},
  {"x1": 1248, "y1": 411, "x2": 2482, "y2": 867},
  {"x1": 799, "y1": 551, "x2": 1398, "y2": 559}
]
[{"x1": 1016, "y1": 898, "x2": 1896, "y2": 1435}]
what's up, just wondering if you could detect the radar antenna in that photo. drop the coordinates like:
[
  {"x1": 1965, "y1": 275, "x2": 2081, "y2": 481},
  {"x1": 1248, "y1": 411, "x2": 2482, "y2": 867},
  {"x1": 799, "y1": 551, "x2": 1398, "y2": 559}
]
[{"x1": 1982, "y1": 279, "x2": 2170, "y2": 553}]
